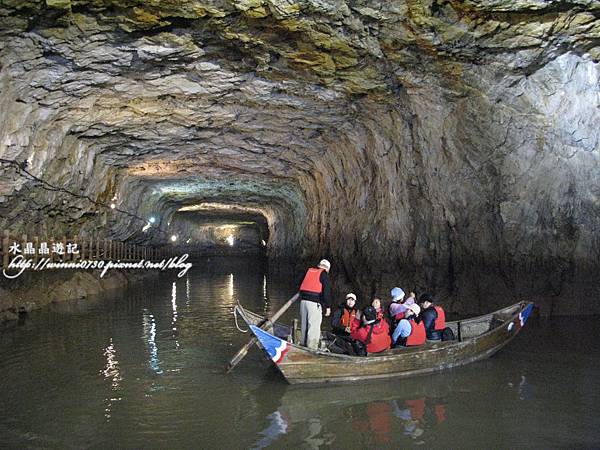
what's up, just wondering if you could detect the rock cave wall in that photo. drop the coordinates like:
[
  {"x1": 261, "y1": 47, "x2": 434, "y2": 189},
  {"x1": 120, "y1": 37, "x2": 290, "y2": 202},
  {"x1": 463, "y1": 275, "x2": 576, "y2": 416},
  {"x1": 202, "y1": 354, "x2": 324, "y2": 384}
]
[{"x1": 0, "y1": 0, "x2": 599, "y2": 314}]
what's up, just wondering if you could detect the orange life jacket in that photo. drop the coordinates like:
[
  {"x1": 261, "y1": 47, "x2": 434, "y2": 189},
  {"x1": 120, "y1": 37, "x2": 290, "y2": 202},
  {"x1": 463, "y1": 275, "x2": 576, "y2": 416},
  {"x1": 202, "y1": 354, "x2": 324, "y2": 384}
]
[
  {"x1": 341, "y1": 308, "x2": 356, "y2": 328},
  {"x1": 434, "y1": 306, "x2": 446, "y2": 330},
  {"x1": 406, "y1": 319, "x2": 426, "y2": 346},
  {"x1": 299, "y1": 268, "x2": 324, "y2": 294}
]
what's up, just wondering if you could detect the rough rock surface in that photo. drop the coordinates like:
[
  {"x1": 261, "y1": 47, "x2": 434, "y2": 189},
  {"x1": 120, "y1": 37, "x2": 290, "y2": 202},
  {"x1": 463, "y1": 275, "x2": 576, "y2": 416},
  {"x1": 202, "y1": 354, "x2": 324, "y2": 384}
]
[
  {"x1": 0, "y1": 1, "x2": 599, "y2": 314},
  {"x1": 0, "y1": 270, "x2": 156, "y2": 322}
]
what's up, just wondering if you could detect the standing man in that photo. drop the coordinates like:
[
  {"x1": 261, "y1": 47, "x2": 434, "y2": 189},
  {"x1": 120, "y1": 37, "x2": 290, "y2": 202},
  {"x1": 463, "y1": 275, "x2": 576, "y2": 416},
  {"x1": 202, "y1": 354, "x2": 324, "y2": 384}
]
[{"x1": 298, "y1": 259, "x2": 332, "y2": 349}]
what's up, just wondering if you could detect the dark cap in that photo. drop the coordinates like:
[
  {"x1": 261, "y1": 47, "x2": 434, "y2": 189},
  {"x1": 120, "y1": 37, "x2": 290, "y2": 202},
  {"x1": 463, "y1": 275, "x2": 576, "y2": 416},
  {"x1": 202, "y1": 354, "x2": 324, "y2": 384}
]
[{"x1": 419, "y1": 293, "x2": 434, "y2": 304}]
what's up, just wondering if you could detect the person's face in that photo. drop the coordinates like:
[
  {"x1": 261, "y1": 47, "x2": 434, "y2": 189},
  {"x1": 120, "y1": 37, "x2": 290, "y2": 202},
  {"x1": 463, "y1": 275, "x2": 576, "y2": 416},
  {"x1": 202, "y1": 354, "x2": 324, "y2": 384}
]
[
  {"x1": 346, "y1": 298, "x2": 356, "y2": 308},
  {"x1": 423, "y1": 301, "x2": 431, "y2": 309},
  {"x1": 372, "y1": 298, "x2": 381, "y2": 310}
]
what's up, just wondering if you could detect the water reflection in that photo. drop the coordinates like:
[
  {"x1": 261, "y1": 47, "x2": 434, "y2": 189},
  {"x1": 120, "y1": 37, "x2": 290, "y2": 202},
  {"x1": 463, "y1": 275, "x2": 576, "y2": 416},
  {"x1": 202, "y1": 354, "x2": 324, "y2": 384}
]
[
  {"x1": 253, "y1": 411, "x2": 288, "y2": 449},
  {"x1": 352, "y1": 401, "x2": 394, "y2": 444},
  {"x1": 250, "y1": 365, "x2": 536, "y2": 449},
  {"x1": 142, "y1": 310, "x2": 163, "y2": 375},
  {"x1": 391, "y1": 397, "x2": 447, "y2": 441},
  {"x1": 228, "y1": 273, "x2": 234, "y2": 301},
  {"x1": 185, "y1": 276, "x2": 190, "y2": 308},
  {"x1": 172, "y1": 282, "x2": 180, "y2": 350},
  {"x1": 100, "y1": 338, "x2": 122, "y2": 421},
  {"x1": 263, "y1": 275, "x2": 268, "y2": 303},
  {"x1": 517, "y1": 375, "x2": 533, "y2": 400}
]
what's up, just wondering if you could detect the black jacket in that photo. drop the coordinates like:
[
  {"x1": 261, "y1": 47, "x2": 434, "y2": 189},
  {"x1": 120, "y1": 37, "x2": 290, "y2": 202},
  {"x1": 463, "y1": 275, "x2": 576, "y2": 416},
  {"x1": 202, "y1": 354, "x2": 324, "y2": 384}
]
[
  {"x1": 331, "y1": 304, "x2": 356, "y2": 334},
  {"x1": 421, "y1": 305, "x2": 441, "y2": 340}
]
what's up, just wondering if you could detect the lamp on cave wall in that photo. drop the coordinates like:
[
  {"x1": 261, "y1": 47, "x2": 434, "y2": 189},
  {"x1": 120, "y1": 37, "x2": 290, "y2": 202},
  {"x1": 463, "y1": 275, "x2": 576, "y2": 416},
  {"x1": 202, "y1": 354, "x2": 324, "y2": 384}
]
[
  {"x1": 171, "y1": 235, "x2": 177, "y2": 242},
  {"x1": 226, "y1": 235, "x2": 235, "y2": 246},
  {"x1": 110, "y1": 203, "x2": 116, "y2": 209},
  {"x1": 149, "y1": 216, "x2": 156, "y2": 224}
]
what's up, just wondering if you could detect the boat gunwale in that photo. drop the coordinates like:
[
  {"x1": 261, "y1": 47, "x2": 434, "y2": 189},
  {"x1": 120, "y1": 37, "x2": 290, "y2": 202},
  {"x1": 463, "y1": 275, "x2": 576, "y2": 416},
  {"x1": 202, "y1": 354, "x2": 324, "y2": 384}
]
[{"x1": 236, "y1": 300, "x2": 530, "y2": 363}]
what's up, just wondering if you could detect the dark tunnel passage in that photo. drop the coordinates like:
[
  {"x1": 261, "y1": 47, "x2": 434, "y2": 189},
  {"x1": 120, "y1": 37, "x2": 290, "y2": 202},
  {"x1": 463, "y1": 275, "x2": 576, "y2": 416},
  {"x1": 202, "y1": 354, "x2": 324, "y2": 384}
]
[{"x1": 168, "y1": 209, "x2": 269, "y2": 257}]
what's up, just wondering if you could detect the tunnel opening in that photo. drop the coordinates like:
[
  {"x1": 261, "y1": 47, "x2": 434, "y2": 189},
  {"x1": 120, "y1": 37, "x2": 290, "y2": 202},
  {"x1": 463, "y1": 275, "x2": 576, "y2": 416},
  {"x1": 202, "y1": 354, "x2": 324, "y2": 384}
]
[{"x1": 167, "y1": 208, "x2": 269, "y2": 258}]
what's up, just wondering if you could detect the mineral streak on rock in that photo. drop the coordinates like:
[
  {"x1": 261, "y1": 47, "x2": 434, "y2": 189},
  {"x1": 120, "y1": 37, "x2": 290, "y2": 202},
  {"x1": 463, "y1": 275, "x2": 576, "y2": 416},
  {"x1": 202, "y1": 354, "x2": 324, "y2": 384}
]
[{"x1": 0, "y1": 1, "x2": 598, "y2": 314}]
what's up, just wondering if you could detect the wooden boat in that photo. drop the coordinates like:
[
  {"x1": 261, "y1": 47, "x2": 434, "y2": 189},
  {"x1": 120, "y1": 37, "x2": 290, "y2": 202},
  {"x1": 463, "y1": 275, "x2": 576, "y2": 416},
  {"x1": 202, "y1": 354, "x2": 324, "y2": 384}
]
[{"x1": 235, "y1": 301, "x2": 535, "y2": 384}]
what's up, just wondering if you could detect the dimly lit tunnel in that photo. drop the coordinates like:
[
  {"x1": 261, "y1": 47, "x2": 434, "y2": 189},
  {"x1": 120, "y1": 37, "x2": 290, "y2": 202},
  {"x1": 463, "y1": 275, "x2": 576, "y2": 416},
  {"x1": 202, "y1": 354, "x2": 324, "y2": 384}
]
[
  {"x1": 1, "y1": 0, "x2": 599, "y2": 314},
  {"x1": 0, "y1": 1, "x2": 599, "y2": 446}
]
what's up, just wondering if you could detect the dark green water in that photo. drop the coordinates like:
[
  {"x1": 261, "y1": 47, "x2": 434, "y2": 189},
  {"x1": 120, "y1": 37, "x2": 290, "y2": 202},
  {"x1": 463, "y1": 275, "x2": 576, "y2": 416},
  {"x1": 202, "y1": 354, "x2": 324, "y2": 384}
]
[{"x1": 1, "y1": 257, "x2": 599, "y2": 449}]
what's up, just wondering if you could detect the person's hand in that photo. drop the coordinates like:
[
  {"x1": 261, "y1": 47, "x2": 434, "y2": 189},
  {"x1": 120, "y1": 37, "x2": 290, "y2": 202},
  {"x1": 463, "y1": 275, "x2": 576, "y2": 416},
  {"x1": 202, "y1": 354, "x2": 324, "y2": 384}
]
[
  {"x1": 325, "y1": 308, "x2": 331, "y2": 317},
  {"x1": 344, "y1": 326, "x2": 351, "y2": 333}
]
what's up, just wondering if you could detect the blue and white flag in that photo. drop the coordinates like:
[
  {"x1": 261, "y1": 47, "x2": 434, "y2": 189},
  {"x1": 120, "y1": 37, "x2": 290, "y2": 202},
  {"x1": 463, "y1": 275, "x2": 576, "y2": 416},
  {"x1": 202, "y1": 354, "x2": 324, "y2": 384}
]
[
  {"x1": 519, "y1": 303, "x2": 533, "y2": 327},
  {"x1": 250, "y1": 325, "x2": 289, "y2": 364},
  {"x1": 507, "y1": 303, "x2": 534, "y2": 332}
]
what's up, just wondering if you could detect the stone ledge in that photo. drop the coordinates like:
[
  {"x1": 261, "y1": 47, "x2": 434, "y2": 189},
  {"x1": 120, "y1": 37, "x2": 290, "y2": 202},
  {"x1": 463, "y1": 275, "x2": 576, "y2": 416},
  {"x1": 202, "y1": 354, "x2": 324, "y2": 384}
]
[{"x1": 0, "y1": 269, "x2": 158, "y2": 323}]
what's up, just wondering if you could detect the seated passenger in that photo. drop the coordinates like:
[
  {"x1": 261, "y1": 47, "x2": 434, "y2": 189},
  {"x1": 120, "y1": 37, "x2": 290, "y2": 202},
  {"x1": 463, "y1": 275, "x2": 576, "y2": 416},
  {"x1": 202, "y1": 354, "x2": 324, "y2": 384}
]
[
  {"x1": 389, "y1": 287, "x2": 406, "y2": 319},
  {"x1": 392, "y1": 303, "x2": 426, "y2": 347},
  {"x1": 371, "y1": 297, "x2": 385, "y2": 321},
  {"x1": 418, "y1": 293, "x2": 446, "y2": 341},
  {"x1": 350, "y1": 306, "x2": 391, "y2": 354},
  {"x1": 331, "y1": 293, "x2": 359, "y2": 336},
  {"x1": 389, "y1": 288, "x2": 416, "y2": 323}
]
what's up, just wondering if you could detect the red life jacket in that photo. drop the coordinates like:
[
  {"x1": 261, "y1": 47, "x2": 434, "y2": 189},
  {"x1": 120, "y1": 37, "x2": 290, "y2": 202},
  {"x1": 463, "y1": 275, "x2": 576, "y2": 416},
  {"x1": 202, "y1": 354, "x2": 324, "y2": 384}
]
[
  {"x1": 393, "y1": 311, "x2": 405, "y2": 321},
  {"x1": 350, "y1": 320, "x2": 391, "y2": 353},
  {"x1": 434, "y1": 306, "x2": 446, "y2": 330},
  {"x1": 406, "y1": 320, "x2": 426, "y2": 346},
  {"x1": 299, "y1": 268, "x2": 324, "y2": 294}
]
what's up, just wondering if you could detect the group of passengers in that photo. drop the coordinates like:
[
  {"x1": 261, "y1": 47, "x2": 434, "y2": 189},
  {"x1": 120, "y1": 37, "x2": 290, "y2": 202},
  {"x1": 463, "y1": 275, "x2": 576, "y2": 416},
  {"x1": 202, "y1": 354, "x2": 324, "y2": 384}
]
[
  {"x1": 297, "y1": 259, "x2": 451, "y2": 356},
  {"x1": 329, "y1": 287, "x2": 449, "y2": 355}
]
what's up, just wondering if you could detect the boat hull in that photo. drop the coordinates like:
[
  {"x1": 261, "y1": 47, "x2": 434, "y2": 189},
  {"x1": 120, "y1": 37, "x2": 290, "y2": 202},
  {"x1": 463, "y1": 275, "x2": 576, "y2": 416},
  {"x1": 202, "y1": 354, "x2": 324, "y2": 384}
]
[{"x1": 239, "y1": 301, "x2": 534, "y2": 384}]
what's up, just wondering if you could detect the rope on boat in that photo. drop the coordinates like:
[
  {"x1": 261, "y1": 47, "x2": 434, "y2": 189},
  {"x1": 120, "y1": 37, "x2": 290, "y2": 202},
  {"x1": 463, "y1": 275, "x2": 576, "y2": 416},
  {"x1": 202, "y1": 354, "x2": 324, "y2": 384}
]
[{"x1": 233, "y1": 306, "x2": 249, "y2": 333}]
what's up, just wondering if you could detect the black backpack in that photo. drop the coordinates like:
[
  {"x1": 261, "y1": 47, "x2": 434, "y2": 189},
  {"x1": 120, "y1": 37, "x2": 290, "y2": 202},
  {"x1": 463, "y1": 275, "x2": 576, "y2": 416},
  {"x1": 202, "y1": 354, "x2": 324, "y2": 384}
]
[
  {"x1": 352, "y1": 323, "x2": 375, "y2": 356},
  {"x1": 441, "y1": 327, "x2": 455, "y2": 341},
  {"x1": 351, "y1": 339, "x2": 368, "y2": 356}
]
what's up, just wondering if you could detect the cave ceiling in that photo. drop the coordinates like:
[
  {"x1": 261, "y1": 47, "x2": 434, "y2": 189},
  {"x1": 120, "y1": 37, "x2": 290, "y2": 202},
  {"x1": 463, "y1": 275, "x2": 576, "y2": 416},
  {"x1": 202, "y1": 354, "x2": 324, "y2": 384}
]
[{"x1": 0, "y1": 1, "x2": 598, "y2": 288}]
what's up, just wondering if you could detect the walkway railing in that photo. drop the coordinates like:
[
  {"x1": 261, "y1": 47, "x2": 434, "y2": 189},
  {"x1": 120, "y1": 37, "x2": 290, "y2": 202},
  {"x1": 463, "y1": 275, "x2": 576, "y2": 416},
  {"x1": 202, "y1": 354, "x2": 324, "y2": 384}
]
[{"x1": 0, "y1": 230, "x2": 175, "y2": 270}]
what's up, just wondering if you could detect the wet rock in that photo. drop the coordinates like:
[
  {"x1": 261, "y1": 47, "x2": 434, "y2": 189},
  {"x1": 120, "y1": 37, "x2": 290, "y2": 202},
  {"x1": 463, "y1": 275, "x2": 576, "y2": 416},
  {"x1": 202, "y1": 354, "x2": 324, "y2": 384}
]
[
  {"x1": 0, "y1": 310, "x2": 18, "y2": 322},
  {"x1": 0, "y1": 1, "x2": 598, "y2": 314}
]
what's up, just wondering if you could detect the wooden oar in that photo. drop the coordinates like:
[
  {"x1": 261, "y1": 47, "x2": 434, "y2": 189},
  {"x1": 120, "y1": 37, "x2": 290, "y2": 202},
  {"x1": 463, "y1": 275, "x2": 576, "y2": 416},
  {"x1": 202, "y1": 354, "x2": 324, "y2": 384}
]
[{"x1": 226, "y1": 292, "x2": 299, "y2": 373}]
